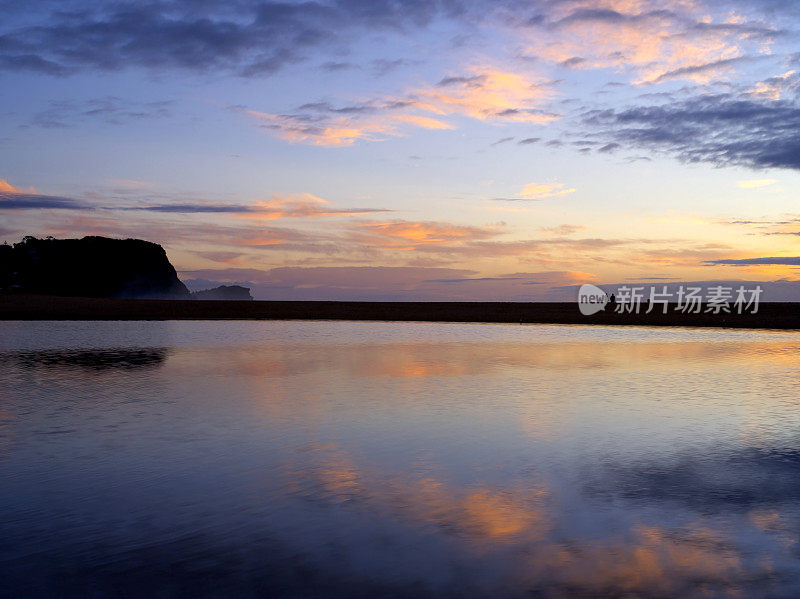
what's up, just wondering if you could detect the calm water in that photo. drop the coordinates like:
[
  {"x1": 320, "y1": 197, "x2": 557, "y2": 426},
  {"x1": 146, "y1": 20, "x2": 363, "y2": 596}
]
[{"x1": 2, "y1": 321, "x2": 800, "y2": 598}]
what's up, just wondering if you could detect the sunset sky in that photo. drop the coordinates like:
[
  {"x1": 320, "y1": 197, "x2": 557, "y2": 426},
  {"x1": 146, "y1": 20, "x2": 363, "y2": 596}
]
[{"x1": 1, "y1": 0, "x2": 800, "y2": 300}]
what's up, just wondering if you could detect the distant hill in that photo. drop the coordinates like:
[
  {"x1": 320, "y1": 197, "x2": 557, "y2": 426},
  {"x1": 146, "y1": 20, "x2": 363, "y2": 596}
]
[
  {"x1": 0, "y1": 236, "x2": 190, "y2": 299},
  {"x1": 191, "y1": 285, "x2": 253, "y2": 301}
]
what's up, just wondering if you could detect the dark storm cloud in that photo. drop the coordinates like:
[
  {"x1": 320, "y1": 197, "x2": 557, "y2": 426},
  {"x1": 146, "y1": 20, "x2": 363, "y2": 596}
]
[
  {"x1": 583, "y1": 94, "x2": 800, "y2": 170},
  {"x1": 0, "y1": 0, "x2": 465, "y2": 77}
]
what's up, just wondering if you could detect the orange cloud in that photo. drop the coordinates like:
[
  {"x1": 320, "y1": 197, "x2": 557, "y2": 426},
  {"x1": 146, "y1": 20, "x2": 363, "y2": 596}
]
[
  {"x1": 747, "y1": 70, "x2": 798, "y2": 100},
  {"x1": 353, "y1": 220, "x2": 501, "y2": 250},
  {"x1": 237, "y1": 66, "x2": 558, "y2": 146},
  {"x1": 242, "y1": 193, "x2": 388, "y2": 220},
  {"x1": 392, "y1": 114, "x2": 454, "y2": 129},
  {"x1": 523, "y1": 2, "x2": 768, "y2": 85},
  {"x1": 0, "y1": 179, "x2": 35, "y2": 194},
  {"x1": 239, "y1": 108, "x2": 396, "y2": 146},
  {"x1": 0, "y1": 179, "x2": 18, "y2": 192},
  {"x1": 413, "y1": 67, "x2": 557, "y2": 123}
]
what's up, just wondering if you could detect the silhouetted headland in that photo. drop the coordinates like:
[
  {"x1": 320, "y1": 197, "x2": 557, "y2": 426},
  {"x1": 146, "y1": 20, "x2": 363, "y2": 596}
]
[
  {"x1": 1, "y1": 295, "x2": 799, "y2": 329},
  {"x1": 191, "y1": 285, "x2": 253, "y2": 301},
  {"x1": 0, "y1": 236, "x2": 189, "y2": 299}
]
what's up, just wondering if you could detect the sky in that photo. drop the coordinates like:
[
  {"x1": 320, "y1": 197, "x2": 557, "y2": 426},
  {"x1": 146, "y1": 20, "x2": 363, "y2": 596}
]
[{"x1": 1, "y1": 0, "x2": 800, "y2": 300}]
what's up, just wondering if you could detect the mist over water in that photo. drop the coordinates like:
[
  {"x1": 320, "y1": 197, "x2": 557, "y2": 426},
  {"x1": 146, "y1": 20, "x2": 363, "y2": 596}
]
[{"x1": 2, "y1": 321, "x2": 800, "y2": 598}]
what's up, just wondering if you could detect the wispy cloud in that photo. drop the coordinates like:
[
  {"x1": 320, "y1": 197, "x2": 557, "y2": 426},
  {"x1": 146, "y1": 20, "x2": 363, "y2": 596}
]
[
  {"x1": 31, "y1": 97, "x2": 173, "y2": 128},
  {"x1": 583, "y1": 93, "x2": 800, "y2": 170},
  {"x1": 234, "y1": 66, "x2": 558, "y2": 146},
  {"x1": 416, "y1": 67, "x2": 558, "y2": 123},
  {"x1": 232, "y1": 107, "x2": 396, "y2": 147},
  {"x1": 747, "y1": 70, "x2": 799, "y2": 100},
  {"x1": 519, "y1": 1, "x2": 780, "y2": 85},
  {"x1": 124, "y1": 194, "x2": 390, "y2": 219},
  {"x1": 541, "y1": 224, "x2": 587, "y2": 235},
  {"x1": 351, "y1": 220, "x2": 502, "y2": 251},
  {"x1": 706, "y1": 256, "x2": 800, "y2": 266},
  {"x1": 0, "y1": 180, "x2": 91, "y2": 210},
  {"x1": 736, "y1": 179, "x2": 778, "y2": 189},
  {"x1": 492, "y1": 181, "x2": 576, "y2": 201}
]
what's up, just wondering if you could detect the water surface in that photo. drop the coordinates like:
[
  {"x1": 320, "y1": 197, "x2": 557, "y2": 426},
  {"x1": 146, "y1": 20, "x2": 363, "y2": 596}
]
[{"x1": 2, "y1": 321, "x2": 800, "y2": 598}]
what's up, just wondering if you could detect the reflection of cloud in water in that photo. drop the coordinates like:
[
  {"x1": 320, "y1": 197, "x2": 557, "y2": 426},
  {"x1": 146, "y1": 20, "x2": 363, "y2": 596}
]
[
  {"x1": 277, "y1": 443, "x2": 787, "y2": 596},
  {"x1": 6, "y1": 348, "x2": 169, "y2": 371},
  {"x1": 283, "y1": 442, "x2": 551, "y2": 544},
  {"x1": 586, "y1": 446, "x2": 800, "y2": 511},
  {"x1": 520, "y1": 524, "x2": 747, "y2": 597}
]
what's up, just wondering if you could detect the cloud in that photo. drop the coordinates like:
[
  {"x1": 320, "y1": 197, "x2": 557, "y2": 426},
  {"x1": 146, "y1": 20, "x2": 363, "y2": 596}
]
[
  {"x1": 0, "y1": 181, "x2": 90, "y2": 209},
  {"x1": 747, "y1": 70, "x2": 799, "y2": 100},
  {"x1": 319, "y1": 61, "x2": 357, "y2": 72},
  {"x1": 126, "y1": 194, "x2": 390, "y2": 219},
  {"x1": 0, "y1": 184, "x2": 389, "y2": 220},
  {"x1": 31, "y1": 97, "x2": 173, "y2": 128},
  {"x1": 351, "y1": 220, "x2": 501, "y2": 251},
  {"x1": 706, "y1": 256, "x2": 800, "y2": 265},
  {"x1": 736, "y1": 178, "x2": 778, "y2": 188},
  {"x1": 233, "y1": 107, "x2": 396, "y2": 146},
  {"x1": 541, "y1": 224, "x2": 587, "y2": 235},
  {"x1": 0, "y1": 179, "x2": 18, "y2": 192},
  {"x1": 519, "y1": 181, "x2": 576, "y2": 200},
  {"x1": 192, "y1": 251, "x2": 245, "y2": 265},
  {"x1": 518, "y1": 2, "x2": 780, "y2": 85},
  {"x1": 244, "y1": 194, "x2": 391, "y2": 219},
  {"x1": 0, "y1": 0, "x2": 791, "y2": 103},
  {"x1": 650, "y1": 56, "x2": 763, "y2": 84},
  {"x1": 372, "y1": 58, "x2": 422, "y2": 77},
  {"x1": 0, "y1": 53, "x2": 74, "y2": 76},
  {"x1": 125, "y1": 204, "x2": 254, "y2": 214},
  {"x1": 392, "y1": 114, "x2": 454, "y2": 130},
  {"x1": 493, "y1": 181, "x2": 576, "y2": 201},
  {"x1": 415, "y1": 67, "x2": 558, "y2": 123},
  {"x1": 235, "y1": 65, "x2": 558, "y2": 145},
  {"x1": 0, "y1": 1, "x2": 450, "y2": 78},
  {"x1": 583, "y1": 93, "x2": 800, "y2": 170}
]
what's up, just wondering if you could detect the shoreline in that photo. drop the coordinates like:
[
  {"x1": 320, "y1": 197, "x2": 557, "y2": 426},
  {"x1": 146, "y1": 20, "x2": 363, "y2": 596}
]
[{"x1": 1, "y1": 295, "x2": 799, "y2": 329}]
